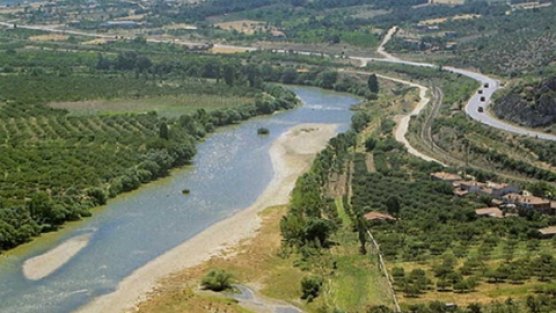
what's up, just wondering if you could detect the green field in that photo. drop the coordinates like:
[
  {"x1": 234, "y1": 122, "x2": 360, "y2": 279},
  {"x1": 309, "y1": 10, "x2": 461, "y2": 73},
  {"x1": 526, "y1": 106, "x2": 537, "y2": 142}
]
[{"x1": 49, "y1": 93, "x2": 255, "y2": 117}]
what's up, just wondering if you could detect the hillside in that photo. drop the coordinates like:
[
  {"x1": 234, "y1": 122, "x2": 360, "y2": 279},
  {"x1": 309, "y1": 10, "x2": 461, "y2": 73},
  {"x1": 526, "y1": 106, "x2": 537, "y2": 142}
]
[
  {"x1": 384, "y1": 1, "x2": 556, "y2": 77},
  {"x1": 493, "y1": 76, "x2": 556, "y2": 128}
]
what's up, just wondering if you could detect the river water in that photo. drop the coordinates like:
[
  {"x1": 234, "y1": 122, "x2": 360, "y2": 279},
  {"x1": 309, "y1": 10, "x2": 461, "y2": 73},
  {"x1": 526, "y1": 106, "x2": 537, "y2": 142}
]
[
  {"x1": 0, "y1": 0, "x2": 34, "y2": 5},
  {"x1": 0, "y1": 86, "x2": 359, "y2": 313}
]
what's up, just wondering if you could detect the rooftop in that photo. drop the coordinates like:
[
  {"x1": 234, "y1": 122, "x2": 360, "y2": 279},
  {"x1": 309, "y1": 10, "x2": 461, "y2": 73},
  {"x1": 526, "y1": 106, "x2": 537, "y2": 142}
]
[
  {"x1": 481, "y1": 187, "x2": 494, "y2": 195},
  {"x1": 455, "y1": 180, "x2": 486, "y2": 188},
  {"x1": 538, "y1": 226, "x2": 556, "y2": 236},
  {"x1": 431, "y1": 172, "x2": 462, "y2": 181},
  {"x1": 503, "y1": 193, "x2": 550, "y2": 205},
  {"x1": 486, "y1": 181, "x2": 510, "y2": 190},
  {"x1": 492, "y1": 199, "x2": 504, "y2": 206},
  {"x1": 475, "y1": 207, "x2": 504, "y2": 218},
  {"x1": 363, "y1": 211, "x2": 396, "y2": 222}
]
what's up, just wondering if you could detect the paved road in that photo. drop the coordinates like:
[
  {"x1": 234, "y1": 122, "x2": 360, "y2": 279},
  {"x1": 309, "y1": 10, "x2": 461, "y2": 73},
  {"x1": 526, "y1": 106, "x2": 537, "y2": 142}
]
[
  {"x1": 455, "y1": 67, "x2": 556, "y2": 141},
  {"x1": 353, "y1": 27, "x2": 556, "y2": 142}
]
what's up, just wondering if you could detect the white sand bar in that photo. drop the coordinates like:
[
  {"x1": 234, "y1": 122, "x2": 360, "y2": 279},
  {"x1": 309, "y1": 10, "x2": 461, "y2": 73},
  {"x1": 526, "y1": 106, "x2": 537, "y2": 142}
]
[{"x1": 23, "y1": 233, "x2": 93, "y2": 281}]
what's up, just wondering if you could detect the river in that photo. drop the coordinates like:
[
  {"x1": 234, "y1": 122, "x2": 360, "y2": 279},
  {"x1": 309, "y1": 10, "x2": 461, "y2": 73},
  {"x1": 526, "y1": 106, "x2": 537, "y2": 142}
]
[
  {"x1": 0, "y1": 0, "x2": 35, "y2": 6},
  {"x1": 0, "y1": 86, "x2": 359, "y2": 313}
]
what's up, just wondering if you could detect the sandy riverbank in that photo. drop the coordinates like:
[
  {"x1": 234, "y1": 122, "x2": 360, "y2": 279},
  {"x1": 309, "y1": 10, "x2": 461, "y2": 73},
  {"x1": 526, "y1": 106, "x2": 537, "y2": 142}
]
[
  {"x1": 22, "y1": 233, "x2": 92, "y2": 281},
  {"x1": 76, "y1": 123, "x2": 338, "y2": 313}
]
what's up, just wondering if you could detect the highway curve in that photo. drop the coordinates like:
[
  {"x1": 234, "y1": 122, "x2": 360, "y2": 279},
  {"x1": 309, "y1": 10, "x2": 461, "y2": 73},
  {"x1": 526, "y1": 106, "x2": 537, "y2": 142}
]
[{"x1": 354, "y1": 27, "x2": 556, "y2": 142}]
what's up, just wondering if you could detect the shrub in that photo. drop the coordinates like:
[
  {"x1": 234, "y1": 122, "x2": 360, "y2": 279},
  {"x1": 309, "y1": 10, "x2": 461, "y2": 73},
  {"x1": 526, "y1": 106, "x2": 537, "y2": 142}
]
[
  {"x1": 367, "y1": 305, "x2": 393, "y2": 313},
  {"x1": 87, "y1": 188, "x2": 107, "y2": 205},
  {"x1": 201, "y1": 269, "x2": 233, "y2": 292},
  {"x1": 301, "y1": 275, "x2": 323, "y2": 301},
  {"x1": 365, "y1": 137, "x2": 377, "y2": 151},
  {"x1": 257, "y1": 127, "x2": 270, "y2": 135},
  {"x1": 304, "y1": 218, "x2": 334, "y2": 247},
  {"x1": 392, "y1": 267, "x2": 405, "y2": 280}
]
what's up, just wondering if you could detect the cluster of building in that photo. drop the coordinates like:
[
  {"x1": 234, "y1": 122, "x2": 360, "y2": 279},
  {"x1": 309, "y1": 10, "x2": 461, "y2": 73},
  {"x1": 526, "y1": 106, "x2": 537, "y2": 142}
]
[{"x1": 431, "y1": 171, "x2": 556, "y2": 237}]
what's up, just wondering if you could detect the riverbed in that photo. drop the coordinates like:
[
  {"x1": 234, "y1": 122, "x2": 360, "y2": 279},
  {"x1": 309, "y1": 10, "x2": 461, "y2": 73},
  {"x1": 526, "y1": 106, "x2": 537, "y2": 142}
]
[{"x1": 0, "y1": 86, "x2": 359, "y2": 313}]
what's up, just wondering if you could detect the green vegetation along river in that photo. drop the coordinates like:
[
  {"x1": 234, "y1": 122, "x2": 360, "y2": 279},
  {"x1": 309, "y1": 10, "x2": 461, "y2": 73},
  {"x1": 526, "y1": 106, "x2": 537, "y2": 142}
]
[{"x1": 0, "y1": 86, "x2": 359, "y2": 313}]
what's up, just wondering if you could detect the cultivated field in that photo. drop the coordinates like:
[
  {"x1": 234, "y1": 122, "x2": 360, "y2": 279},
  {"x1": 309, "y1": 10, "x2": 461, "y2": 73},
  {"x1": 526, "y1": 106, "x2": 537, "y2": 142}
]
[
  {"x1": 49, "y1": 94, "x2": 254, "y2": 117},
  {"x1": 215, "y1": 20, "x2": 267, "y2": 35}
]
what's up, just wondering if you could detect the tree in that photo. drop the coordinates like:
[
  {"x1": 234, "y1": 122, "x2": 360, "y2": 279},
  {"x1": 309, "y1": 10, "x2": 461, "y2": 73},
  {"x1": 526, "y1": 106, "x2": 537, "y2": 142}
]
[
  {"x1": 281, "y1": 67, "x2": 298, "y2": 84},
  {"x1": 351, "y1": 112, "x2": 371, "y2": 132},
  {"x1": 433, "y1": 255, "x2": 456, "y2": 279},
  {"x1": 533, "y1": 254, "x2": 555, "y2": 282},
  {"x1": 386, "y1": 196, "x2": 401, "y2": 216},
  {"x1": 28, "y1": 192, "x2": 56, "y2": 225},
  {"x1": 87, "y1": 188, "x2": 107, "y2": 205},
  {"x1": 508, "y1": 268, "x2": 526, "y2": 284},
  {"x1": 403, "y1": 283, "x2": 421, "y2": 297},
  {"x1": 290, "y1": 0, "x2": 307, "y2": 6},
  {"x1": 467, "y1": 303, "x2": 482, "y2": 313},
  {"x1": 409, "y1": 268, "x2": 430, "y2": 292},
  {"x1": 367, "y1": 305, "x2": 394, "y2": 313},
  {"x1": 96, "y1": 54, "x2": 111, "y2": 70},
  {"x1": 327, "y1": 33, "x2": 341, "y2": 44},
  {"x1": 365, "y1": 137, "x2": 377, "y2": 151},
  {"x1": 356, "y1": 215, "x2": 367, "y2": 254},
  {"x1": 392, "y1": 267, "x2": 405, "y2": 281},
  {"x1": 280, "y1": 214, "x2": 305, "y2": 246},
  {"x1": 528, "y1": 181, "x2": 554, "y2": 198},
  {"x1": 115, "y1": 51, "x2": 138, "y2": 70},
  {"x1": 368, "y1": 74, "x2": 379, "y2": 93},
  {"x1": 467, "y1": 277, "x2": 479, "y2": 292},
  {"x1": 454, "y1": 280, "x2": 470, "y2": 293},
  {"x1": 135, "y1": 56, "x2": 152, "y2": 73},
  {"x1": 526, "y1": 296, "x2": 540, "y2": 313},
  {"x1": 222, "y1": 63, "x2": 236, "y2": 86},
  {"x1": 436, "y1": 278, "x2": 451, "y2": 292},
  {"x1": 159, "y1": 122, "x2": 169, "y2": 140},
  {"x1": 317, "y1": 71, "x2": 338, "y2": 89},
  {"x1": 486, "y1": 265, "x2": 510, "y2": 284},
  {"x1": 243, "y1": 64, "x2": 261, "y2": 88},
  {"x1": 201, "y1": 269, "x2": 233, "y2": 292},
  {"x1": 301, "y1": 275, "x2": 323, "y2": 301},
  {"x1": 132, "y1": 36, "x2": 147, "y2": 45},
  {"x1": 429, "y1": 301, "x2": 448, "y2": 313},
  {"x1": 304, "y1": 218, "x2": 333, "y2": 246}
]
